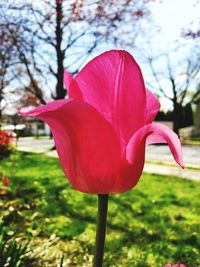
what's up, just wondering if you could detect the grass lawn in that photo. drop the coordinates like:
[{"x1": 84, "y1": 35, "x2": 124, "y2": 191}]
[
  {"x1": 0, "y1": 152, "x2": 200, "y2": 267},
  {"x1": 182, "y1": 137, "x2": 200, "y2": 146}
]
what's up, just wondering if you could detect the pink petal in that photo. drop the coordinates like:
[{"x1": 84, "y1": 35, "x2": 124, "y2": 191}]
[
  {"x1": 70, "y1": 50, "x2": 146, "y2": 150},
  {"x1": 64, "y1": 70, "x2": 73, "y2": 89},
  {"x1": 145, "y1": 88, "x2": 160, "y2": 124},
  {"x1": 64, "y1": 70, "x2": 82, "y2": 99},
  {"x1": 20, "y1": 99, "x2": 68, "y2": 116},
  {"x1": 127, "y1": 123, "x2": 183, "y2": 167},
  {"x1": 146, "y1": 123, "x2": 184, "y2": 167},
  {"x1": 21, "y1": 99, "x2": 121, "y2": 194},
  {"x1": 122, "y1": 123, "x2": 183, "y2": 192}
]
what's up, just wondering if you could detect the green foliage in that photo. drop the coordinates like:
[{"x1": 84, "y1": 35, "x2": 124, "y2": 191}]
[
  {"x1": 0, "y1": 224, "x2": 28, "y2": 267},
  {"x1": 0, "y1": 151, "x2": 200, "y2": 266},
  {"x1": 182, "y1": 137, "x2": 200, "y2": 146},
  {"x1": 155, "y1": 103, "x2": 194, "y2": 128},
  {"x1": 0, "y1": 145, "x2": 12, "y2": 160}
]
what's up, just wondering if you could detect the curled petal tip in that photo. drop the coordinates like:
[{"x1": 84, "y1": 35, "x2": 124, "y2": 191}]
[
  {"x1": 174, "y1": 147, "x2": 184, "y2": 169},
  {"x1": 176, "y1": 157, "x2": 184, "y2": 169},
  {"x1": 180, "y1": 162, "x2": 185, "y2": 169},
  {"x1": 129, "y1": 123, "x2": 184, "y2": 170},
  {"x1": 19, "y1": 107, "x2": 32, "y2": 116}
]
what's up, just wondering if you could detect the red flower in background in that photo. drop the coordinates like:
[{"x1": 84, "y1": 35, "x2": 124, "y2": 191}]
[
  {"x1": 20, "y1": 50, "x2": 183, "y2": 194},
  {"x1": 0, "y1": 130, "x2": 14, "y2": 145},
  {"x1": 2, "y1": 177, "x2": 10, "y2": 186}
]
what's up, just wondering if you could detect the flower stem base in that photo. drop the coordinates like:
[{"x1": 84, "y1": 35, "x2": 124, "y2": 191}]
[{"x1": 93, "y1": 194, "x2": 109, "y2": 267}]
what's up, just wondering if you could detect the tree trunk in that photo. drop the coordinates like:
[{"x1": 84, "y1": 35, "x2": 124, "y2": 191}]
[
  {"x1": 0, "y1": 92, "x2": 2, "y2": 126},
  {"x1": 173, "y1": 102, "x2": 180, "y2": 136},
  {"x1": 55, "y1": 0, "x2": 66, "y2": 100}
]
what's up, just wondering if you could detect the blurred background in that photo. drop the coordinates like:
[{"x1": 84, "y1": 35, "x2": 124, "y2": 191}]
[{"x1": 0, "y1": 0, "x2": 200, "y2": 138}]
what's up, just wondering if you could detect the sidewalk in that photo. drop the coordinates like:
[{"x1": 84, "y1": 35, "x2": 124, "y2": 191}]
[
  {"x1": 17, "y1": 137, "x2": 200, "y2": 182},
  {"x1": 143, "y1": 163, "x2": 200, "y2": 182}
]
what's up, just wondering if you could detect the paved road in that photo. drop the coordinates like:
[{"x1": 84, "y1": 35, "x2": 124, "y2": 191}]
[
  {"x1": 17, "y1": 137, "x2": 200, "y2": 181},
  {"x1": 146, "y1": 145, "x2": 200, "y2": 167},
  {"x1": 17, "y1": 137, "x2": 54, "y2": 153}
]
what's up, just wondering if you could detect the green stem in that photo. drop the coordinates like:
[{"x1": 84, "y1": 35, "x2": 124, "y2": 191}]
[{"x1": 93, "y1": 194, "x2": 109, "y2": 267}]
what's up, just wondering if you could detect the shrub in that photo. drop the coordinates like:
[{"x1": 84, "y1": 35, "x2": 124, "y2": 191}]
[
  {"x1": 0, "y1": 225, "x2": 29, "y2": 267},
  {"x1": 0, "y1": 130, "x2": 14, "y2": 160}
]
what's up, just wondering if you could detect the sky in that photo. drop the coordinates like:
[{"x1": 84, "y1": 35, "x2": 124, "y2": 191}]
[
  {"x1": 137, "y1": 0, "x2": 200, "y2": 110},
  {"x1": 151, "y1": 0, "x2": 199, "y2": 43}
]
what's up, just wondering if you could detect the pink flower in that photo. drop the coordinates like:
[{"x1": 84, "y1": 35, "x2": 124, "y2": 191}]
[{"x1": 20, "y1": 50, "x2": 183, "y2": 194}]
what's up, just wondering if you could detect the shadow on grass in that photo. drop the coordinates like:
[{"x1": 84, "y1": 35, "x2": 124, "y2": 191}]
[{"x1": 1, "y1": 151, "x2": 200, "y2": 266}]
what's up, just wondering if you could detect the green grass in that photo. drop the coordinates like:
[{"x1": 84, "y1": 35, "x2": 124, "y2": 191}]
[
  {"x1": 1, "y1": 152, "x2": 200, "y2": 266},
  {"x1": 182, "y1": 137, "x2": 200, "y2": 146},
  {"x1": 145, "y1": 160, "x2": 200, "y2": 171}
]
